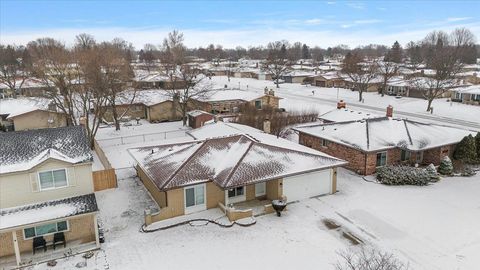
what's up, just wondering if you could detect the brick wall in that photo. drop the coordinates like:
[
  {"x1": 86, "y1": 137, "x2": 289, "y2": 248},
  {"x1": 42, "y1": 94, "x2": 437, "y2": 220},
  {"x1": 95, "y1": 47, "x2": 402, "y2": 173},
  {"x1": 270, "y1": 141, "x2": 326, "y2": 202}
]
[
  {"x1": 0, "y1": 214, "x2": 96, "y2": 258},
  {"x1": 299, "y1": 132, "x2": 366, "y2": 174}
]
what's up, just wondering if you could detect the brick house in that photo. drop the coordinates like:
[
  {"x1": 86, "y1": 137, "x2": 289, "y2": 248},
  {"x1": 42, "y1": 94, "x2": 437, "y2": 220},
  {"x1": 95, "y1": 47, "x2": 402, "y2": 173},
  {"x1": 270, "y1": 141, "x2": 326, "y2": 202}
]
[
  {"x1": 294, "y1": 116, "x2": 475, "y2": 175},
  {"x1": 312, "y1": 72, "x2": 346, "y2": 88},
  {"x1": 193, "y1": 89, "x2": 282, "y2": 114}
]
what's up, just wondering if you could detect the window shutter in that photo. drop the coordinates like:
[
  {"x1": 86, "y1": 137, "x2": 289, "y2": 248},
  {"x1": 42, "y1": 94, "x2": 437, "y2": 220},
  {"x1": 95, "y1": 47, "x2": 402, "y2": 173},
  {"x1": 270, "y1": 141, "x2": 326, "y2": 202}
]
[
  {"x1": 67, "y1": 167, "x2": 76, "y2": 186},
  {"x1": 30, "y1": 172, "x2": 39, "y2": 192}
]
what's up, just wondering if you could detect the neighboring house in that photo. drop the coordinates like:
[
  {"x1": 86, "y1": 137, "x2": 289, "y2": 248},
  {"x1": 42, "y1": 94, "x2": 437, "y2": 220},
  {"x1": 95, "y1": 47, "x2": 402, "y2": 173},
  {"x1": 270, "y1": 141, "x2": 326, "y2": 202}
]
[
  {"x1": 0, "y1": 126, "x2": 100, "y2": 267},
  {"x1": 0, "y1": 78, "x2": 50, "y2": 98},
  {"x1": 452, "y1": 84, "x2": 480, "y2": 105},
  {"x1": 343, "y1": 76, "x2": 383, "y2": 92},
  {"x1": 0, "y1": 97, "x2": 67, "y2": 131},
  {"x1": 100, "y1": 90, "x2": 182, "y2": 123},
  {"x1": 193, "y1": 89, "x2": 282, "y2": 114},
  {"x1": 187, "y1": 110, "x2": 214, "y2": 129},
  {"x1": 129, "y1": 122, "x2": 346, "y2": 222},
  {"x1": 456, "y1": 71, "x2": 480, "y2": 85},
  {"x1": 133, "y1": 70, "x2": 186, "y2": 90},
  {"x1": 386, "y1": 77, "x2": 410, "y2": 96},
  {"x1": 312, "y1": 72, "x2": 346, "y2": 88},
  {"x1": 294, "y1": 115, "x2": 475, "y2": 175},
  {"x1": 282, "y1": 71, "x2": 315, "y2": 84}
]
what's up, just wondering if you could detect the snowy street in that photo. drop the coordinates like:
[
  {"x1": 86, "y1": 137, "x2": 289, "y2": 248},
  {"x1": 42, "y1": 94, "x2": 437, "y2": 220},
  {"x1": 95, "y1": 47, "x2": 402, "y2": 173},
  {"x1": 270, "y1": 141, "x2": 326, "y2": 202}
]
[{"x1": 210, "y1": 76, "x2": 480, "y2": 131}]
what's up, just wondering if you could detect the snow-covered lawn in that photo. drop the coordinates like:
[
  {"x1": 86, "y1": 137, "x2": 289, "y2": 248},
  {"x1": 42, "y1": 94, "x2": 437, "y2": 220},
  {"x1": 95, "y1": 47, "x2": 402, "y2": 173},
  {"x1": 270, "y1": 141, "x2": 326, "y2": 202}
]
[
  {"x1": 30, "y1": 169, "x2": 480, "y2": 270},
  {"x1": 209, "y1": 76, "x2": 480, "y2": 127}
]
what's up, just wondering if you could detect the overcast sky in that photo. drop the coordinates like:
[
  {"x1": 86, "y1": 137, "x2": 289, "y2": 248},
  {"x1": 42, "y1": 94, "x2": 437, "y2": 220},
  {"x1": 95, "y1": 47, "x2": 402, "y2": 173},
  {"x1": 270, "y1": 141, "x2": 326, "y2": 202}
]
[{"x1": 1, "y1": 0, "x2": 479, "y2": 49}]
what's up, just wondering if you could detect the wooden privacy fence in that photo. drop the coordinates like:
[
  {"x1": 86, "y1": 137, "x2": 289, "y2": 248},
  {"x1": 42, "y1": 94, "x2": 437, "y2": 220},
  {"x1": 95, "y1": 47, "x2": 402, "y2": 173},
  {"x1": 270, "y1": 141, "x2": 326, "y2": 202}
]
[{"x1": 93, "y1": 169, "x2": 117, "y2": 191}]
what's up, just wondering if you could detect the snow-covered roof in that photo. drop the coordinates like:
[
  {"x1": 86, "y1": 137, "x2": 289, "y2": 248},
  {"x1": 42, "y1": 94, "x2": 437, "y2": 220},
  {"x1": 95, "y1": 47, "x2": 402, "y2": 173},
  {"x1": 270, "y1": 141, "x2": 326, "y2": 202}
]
[
  {"x1": 187, "y1": 110, "x2": 212, "y2": 117},
  {"x1": 114, "y1": 89, "x2": 172, "y2": 106},
  {"x1": 0, "y1": 97, "x2": 54, "y2": 119},
  {"x1": 0, "y1": 193, "x2": 98, "y2": 230},
  {"x1": 453, "y1": 84, "x2": 480, "y2": 95},
  {"x1": 315, "y1": 71, "x2": 342, "y2": 80},
  {"x1": 319, "y1": 108, "x2": 380, "y2": 122},
  {"x1": 198, "y1": 89, "x2": 269, "y2": 102},
  {"x1": 0, "y1": 126, "x2": 93, "y2": 174},
  {"x1": 0, "y1": 78, "x2": 48, "y2": 89},
  {"x1": 387, "y1": 77, "x2": 409, "y2": 87},
  {"x1": 130, "y1": 123, "x2": 346, "y2": 190},
  {"x1": 294, "y1": 117, "x2": 475, "y2": 152},
  {"x1": 133, "y1": 70, "x2": 172, "y2": 82},
  {"x1": 284, "y1": 70, "x2": 316, "y2": 77}
]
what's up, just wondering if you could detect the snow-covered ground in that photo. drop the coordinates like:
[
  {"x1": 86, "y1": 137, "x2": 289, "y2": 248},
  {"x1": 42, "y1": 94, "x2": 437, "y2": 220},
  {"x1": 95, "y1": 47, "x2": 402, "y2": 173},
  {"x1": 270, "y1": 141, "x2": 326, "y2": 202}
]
[
  {"x1": 29, "y1": 169, "x2": 480, "y2": 270},
  {"x1": 209, "y1": 76, "x2": 480, "y2": 130}
]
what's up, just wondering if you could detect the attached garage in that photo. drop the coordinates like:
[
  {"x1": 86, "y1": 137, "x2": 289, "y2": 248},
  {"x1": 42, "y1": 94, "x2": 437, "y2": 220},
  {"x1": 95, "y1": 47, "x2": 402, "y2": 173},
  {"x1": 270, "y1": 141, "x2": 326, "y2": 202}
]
[{"x1": 283, "y1": 169, "x2": 333, "y2": 202}]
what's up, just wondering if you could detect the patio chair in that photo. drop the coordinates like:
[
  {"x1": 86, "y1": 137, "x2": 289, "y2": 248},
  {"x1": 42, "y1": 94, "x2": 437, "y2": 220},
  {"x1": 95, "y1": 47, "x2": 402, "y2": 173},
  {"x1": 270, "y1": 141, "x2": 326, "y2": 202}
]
[
  {"x1": 53, "y1": 232, "x2": 66, "y2": 250},
  {"x1": 32, "y1": 236, "x2": 47, "y2": 254}
]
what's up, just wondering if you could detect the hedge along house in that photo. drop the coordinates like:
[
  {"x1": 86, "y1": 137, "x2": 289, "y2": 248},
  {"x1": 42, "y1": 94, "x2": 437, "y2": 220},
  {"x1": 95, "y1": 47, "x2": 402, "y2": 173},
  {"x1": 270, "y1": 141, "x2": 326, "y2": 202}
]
[
  {"x1": 0, "y1": 126, "x2": 100, "y2": 267},
  {"x1": 129, "y1": 122, "x2": 346, "y2": 224},
  {"x1": 0, "y1": 97, "x2": 67, "y2": 132},
  {"x1": 100, "y1": 89, "x2": 182, "y2": 123},
  {"x1": 294, "y1": 111, "x2": 475, "y2": 175},
  {"x1": 192, "y1": 89, "x2": 282, "y2": 114}
]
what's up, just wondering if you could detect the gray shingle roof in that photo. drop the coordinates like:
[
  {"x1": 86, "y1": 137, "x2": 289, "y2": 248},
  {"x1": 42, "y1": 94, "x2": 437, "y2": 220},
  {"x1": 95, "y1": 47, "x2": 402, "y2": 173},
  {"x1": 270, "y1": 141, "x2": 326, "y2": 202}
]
[{"x1": 0, "y1": 126, "x2": 93, "y2": 173}]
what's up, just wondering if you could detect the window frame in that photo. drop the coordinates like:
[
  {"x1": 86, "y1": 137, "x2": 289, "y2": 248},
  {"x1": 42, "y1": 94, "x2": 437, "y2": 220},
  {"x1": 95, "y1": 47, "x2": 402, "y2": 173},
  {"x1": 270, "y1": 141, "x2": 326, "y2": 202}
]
[
  {"x1": 321, "y1": 139, "x2": 328, "y2": 148},
  {"x1": 23, "y1": 220, "x2": 69, "y2": 240},
  {"x1": 400, "y1": 149, "x2": 411, "y2": 162},
  {"x1": 37, "y1": 168, "x2": 69, "y2": 191},
  {"x1": 254, "y1": 100, "x2": 262, "y2": 109},
  {"x1": 228, "y1": 186, "x2": 244, "y2": 198},
  {"x1": 376, "y1": 151, "x2": 388, "y2": 167},
  {"x1": 184, "y1": 184, "x2": 206, "y2": 214}
]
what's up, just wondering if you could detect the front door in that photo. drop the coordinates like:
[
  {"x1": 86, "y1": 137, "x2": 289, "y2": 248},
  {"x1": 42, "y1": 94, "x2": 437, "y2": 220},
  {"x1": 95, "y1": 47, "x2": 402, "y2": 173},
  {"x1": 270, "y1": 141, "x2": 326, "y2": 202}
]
[{"x1": 255, "y1": 182, "x2": 266, "y2": 197}]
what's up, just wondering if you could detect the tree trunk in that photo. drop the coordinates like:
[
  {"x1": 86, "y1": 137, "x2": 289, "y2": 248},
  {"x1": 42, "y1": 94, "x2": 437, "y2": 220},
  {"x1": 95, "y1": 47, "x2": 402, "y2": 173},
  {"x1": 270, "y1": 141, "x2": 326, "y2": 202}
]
[
  {"x1": 112, "y1": 106, "x2": 120, "y2": 131},
  {"x1": 276, "y1": 78, "x2": 280, "y2": 88},
  {"x1": 358, "y1": 89, "x2": 363, "y2": 102},
  {"x1": 426, "y1": 98, "x2": 433, "y2": 112}
]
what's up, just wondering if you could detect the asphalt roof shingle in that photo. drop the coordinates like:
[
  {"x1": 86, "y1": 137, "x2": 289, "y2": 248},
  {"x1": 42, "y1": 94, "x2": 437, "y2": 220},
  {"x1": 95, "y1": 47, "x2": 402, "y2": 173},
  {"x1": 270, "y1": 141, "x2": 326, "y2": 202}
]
[{"x1": 0, "y1": 126, "x2": 93, "y2": 174}]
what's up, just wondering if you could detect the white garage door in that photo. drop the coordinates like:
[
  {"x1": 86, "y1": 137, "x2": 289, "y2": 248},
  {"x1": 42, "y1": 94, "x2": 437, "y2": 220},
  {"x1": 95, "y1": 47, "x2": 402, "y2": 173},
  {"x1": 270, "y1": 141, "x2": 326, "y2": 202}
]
[{"x1": 283, "y1": 169, "x2": 332, "y2": 202}]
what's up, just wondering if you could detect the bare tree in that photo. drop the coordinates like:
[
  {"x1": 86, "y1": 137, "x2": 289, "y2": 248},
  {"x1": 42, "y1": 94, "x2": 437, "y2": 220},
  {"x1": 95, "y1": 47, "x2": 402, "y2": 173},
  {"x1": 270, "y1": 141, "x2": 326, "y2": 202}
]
[
  {"x1": 141, "y1": 43, "x2": 158, "y2": 71},
  {"x1": 27, "y1": 38, "x2": 80, "y2": 125},
  {"x1": 160, "y1": 30, "x2": 186, "y2": 91},
  {"x1": 98, "y1": 41, "x2": 135, "y2": 130},
  {"x1": 342, "y1": 52, "x2": 378, "y2": 102},
  {"x1": 410, "y1": 30, "x2": 464, "y2": 111},
  {"x1": 334, "y1": 248, "x2": 408, "y2": 270},
  {"x1": 73, "y1": 39, "x2": 111, "y2": 148},
  {"x1": 75, "y1": 33, "x2": 96, "y2": 50},
  {"x1": 377, "y1": 61, "x2": 398, "y2": 96},
  {"x1": 165, "y1": 65, "x2": 214, "y2": 125},
  {"x1": 263, "y1": 41, "x2": 289, "y2": 88},
  {"x1": 0, "y1": 45, "x2": 30, "y2": 97}
]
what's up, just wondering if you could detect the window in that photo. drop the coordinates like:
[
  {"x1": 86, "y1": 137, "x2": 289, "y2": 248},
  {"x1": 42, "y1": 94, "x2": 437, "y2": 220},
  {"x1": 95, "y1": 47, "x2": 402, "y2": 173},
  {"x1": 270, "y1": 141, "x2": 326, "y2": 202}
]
[
  {"x1": 185, "y1": 185, "x2": 205, "y2": 208},
  {"x1": 24, "y1": 221, "x2": 68, "y2": 239},
  {"x1": 321, "y1": 139, "x2": 328, "y2": 147},
  {"x1": 401, "y1": 150, "x2": 411, "y2": 161},
  {"x1": 376, "y1": 152, "x2": 387, "y2": 167},
  {"x1": 254, "y1": 100, "x2": 262, "y2": 109},
  {"x1": 38, "y1": 169, "x2": 68, "y2": 190},
  {"x1": 228, "y1": 186, "x2": 244, "y2": 198},
  {"x1": 416, "y1": 151, "x2": 424, "y2": 164}
]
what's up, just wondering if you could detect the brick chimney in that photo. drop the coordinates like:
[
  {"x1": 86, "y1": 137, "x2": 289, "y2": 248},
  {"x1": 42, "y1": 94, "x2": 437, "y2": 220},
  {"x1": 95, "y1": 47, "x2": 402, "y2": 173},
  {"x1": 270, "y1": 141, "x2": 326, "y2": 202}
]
[
  {"x1": 337, "y1": 100, "x2": 346, "y2": 109},
  {"x1": 263, "y1": 119, "x2": 271, "y2": 134},
  {"x1": 386, "y1": 105, "x2": 393, "y2": 117}
]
